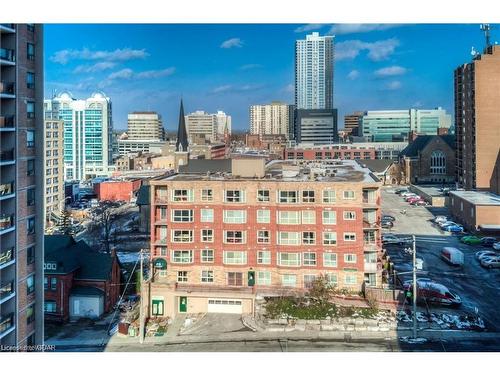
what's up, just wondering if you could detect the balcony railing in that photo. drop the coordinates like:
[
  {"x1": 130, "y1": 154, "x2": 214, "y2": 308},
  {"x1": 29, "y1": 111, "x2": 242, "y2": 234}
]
[
  {"x1": 0, "y1": 149, "x2": 15, "y2": 163},
  {"x1": 0, "y1": 314, "x2": 14, "y2": 335},
  {"x1": 363, "y1": 220, "x2": 379, "y2": 229},
  {"x1": 0, "y1": 215, "x2": 14, "y2": 231},
  {"x1": 175, "y1": 283, "x2": 254, "y2": 294},
  {"x1": 0, "y1": 181, "x2": 14, "y2": 196},
  {"x1": 155, "y1": 197, "x2": 169, "y2": 204},
  {"x1": 0, "y1": 48, "x2": 15, "y2": 63},
  {"x1": 0, "y1": 82, "x2": 15, "y2": 96},
  {"x1": 0, "y1": 281, "x2": 14, "y2": 301},
  {"x1": 0, "y1": 115, "x2": 15, "y2": 128},
  {"x1": 0, "y1": 247, "x2": 14, "y2": 267}
]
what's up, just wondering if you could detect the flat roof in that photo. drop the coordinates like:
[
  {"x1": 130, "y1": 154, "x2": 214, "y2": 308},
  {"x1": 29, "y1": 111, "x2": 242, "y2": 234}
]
[{"x1": 450, "y1": 190, "x2": 500, "y2": 206}]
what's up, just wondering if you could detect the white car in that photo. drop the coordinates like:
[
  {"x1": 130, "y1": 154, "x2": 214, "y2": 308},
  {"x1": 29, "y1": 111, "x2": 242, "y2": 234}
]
[
  {"x1": 475, "y1": 250, "x2": 497, "y2": 260},
  {"x1": 480, "y1": 256, "x2": 500, "y2": 269},
  {"x1": 382, "y1": 234, "x2": 411, "y2": 245},
  {"x1": 439, "y1": 221, "x2": 457, "y2": 229},
  {"x1": 434, "y1": 216, "x2": 448, "y2": 224},
  {"x1": 493, "y1": 242, "x2": 500, "y2": 251},
  {"x1": 401, "y1": 192, "x2": 417, "y2": 198}
]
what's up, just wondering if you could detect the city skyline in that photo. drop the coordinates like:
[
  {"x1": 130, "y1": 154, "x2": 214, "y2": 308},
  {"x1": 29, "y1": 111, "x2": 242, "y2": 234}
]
[{"x1": 44, "y1": 23, "x2": 499, "y2": 131}]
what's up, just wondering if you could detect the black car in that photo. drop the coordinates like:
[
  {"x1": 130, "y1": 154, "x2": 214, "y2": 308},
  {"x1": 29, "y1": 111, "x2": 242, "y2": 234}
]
[
  {"x1": 395, "y1": 189, "x2": 409, "y2": 195},
  {"x1": 481, "y1": 237, "x2": 498, "y2": 247},
  {"x1": 381, "y1": 220, "x2": 394, "y2": 229},
  {"x1": 382, "y1": 215, "x2": 396, "y2": 222}
]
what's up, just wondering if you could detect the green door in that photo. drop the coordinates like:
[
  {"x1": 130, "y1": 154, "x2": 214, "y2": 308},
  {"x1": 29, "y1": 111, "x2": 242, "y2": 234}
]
[
  {"x1": 179, "y1": 296, "x2": 187, "y2": 312},
  {"x1": 152, "y1": 299, "x2": 164, "y2": 316},
  {"x1": 247, "y1": 271, "x2": 255, "y2": 287}
]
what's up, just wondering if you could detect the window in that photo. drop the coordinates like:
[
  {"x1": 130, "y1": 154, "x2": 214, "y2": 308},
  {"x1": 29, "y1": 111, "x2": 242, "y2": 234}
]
[
  {"x1": 430, "y1": 150, "x2": 446, "y2": 174},
  {"x1": 304, "y1": 274, "x2": 317, "y2": 288},
  {"x1": 27, "y1": 188, "x2": 35, "y2": 206},
  {"x1": 323, "y1": 232, "x2": 337, "y2": 245},
  {"x1": 27, "y1": 101, "x2": 35, "y2": 118},
  {"x1": 279, "y1": 190, "x2": 298, "y2": 203},
  {"x1": 278, "y1": 252, "x2": 301, "y2": 266},
  {"x1": 201, "y1": 270, "x2": 214, "y2": 283},
  {"x1": 256, "y1": 271, "x2": 271, "y2": 286},
  {"x1": 343, "y1": 190, "x2": 355, "y2": 200},
  {"x1": 257, "y1": 230, "x2": 270, "y2": 244},
  {"x1": 171, "y1": 250, "x2": 193, "y2": 263},
  {"x1": 159, "y1": 247, "x2": 167, "y2": 256},
  {"x1": 27, "y1": 159, "x2": 35, "y2": 176},
  {"x1": 344, "y1": 254, "x2": 357, "y2": 263},
  {"x1": 200, "y1": 209, "x2": 214, "y2": 222},
  {"x1": 322, "y1": 190, "x2": 336, "y2": 203},
  {"x1": 223, "y1": 210, "x2": 246, "y2": 224},
  {"x1": 172, "y1": 230, "x2": 193, "y2": 243},
  {"x1": 224, "y1": 231, "x2": 246, "y2": 244},
  {"x1": 27, "y1": 246, "x2": 35, "y2": 265},
  {"x1": 27, "y1": 217, "x2": 35, "y2": 234},
  {"x1": 177, "y1": 271, "x2": 188, "y2": 283},
  {"x1": 224, "y1": 190, "x2": 245, "y2": 203},
  {"x1": 223, "y1": 251, "x2": 247, "y2": 265},
  {"x1": 172, "y1": 189, "x2": 193, "y2": 202},
  {"x1": 172, "y1": 209, "x2": 193, "y2": 222},
  {"x1": 44, "y1": 276, "x2": 48, "y2": 290},
  {"x1": 27, "y1": 24, "x2": 35, "y2": 32},
  {"x1": 322, "y1": 210, "x2": 336, "y2": 225},
  {"x1": 27, "y1": 275, "x2": 35, "y2": 294},
  {"x1": 44, "y1": 301, "x2": 57, "y2": 313},
  {"x1": 227, "y1": 272, "x2": 243, "y2": 286},
  {"x1": 50, "y1": 277, "x2": 57, "y2": 291},
  {"x1": 201, "y1": 249, "x2": 214, "y2": 263},
  {"x1": 302, "y1": 231, "x2": 316, "y2": 245},
  {"x1": 27, "y1": 43, "x2": 35, "y2": 60},
  {"x1": 27, "y1": 72, "x2": 35, "y2": 89},
  {"x1": 300, "y1": 210, "x2": 315, "y2": 224},
  {"x1": 343, "y1": 211, "x2": 356, "y2": 220},
  {"x1": 152, "y1": 299, "x2": 164, "y2": 315},
  {"x1": 344, "y1": 233, "x2": 356, "y2": 242},
  {"x1": 278, "y1": 231, "x2": 300, "y2": 245},
  {"x1": 345, "y1": 273, "x2": 357, "y2": 285},
  {"x1": 257, "y1": 251, "x2": 271, "y2": 265},
  {"x1": 26, "y1": 130, "x2": 35, "y2": 147},
  {"x1": 303, "y1": 252, "x2": 317, "y2": 266},
  {"x1": 201, "y1": 229, "x2": 214, "y2": 242},
  {"x1": 302, "y1": 190, "x2": 315, "y2": 203},
  {"x1": 326, "y1": 273, "x2": 338, "y2": 287},
  {"x1": 277, "y1": 211, "x2": 300, "y2": 224},
  {"x1": 282, "y1": 274, "x2": 297, "y2": 287},
  {"x1": 201, "y1": 189, "x2": 213, "y2": 202},
  {"x1": 257, "y1": 189, "x2": 270, "y2": 202},
  {"x1": 26, "y1": 306, "x2": 35, "y2": 325},
  {"x1": 323, "y1": 253, "x2": 338, "y2": 267},
  {"x1": 256, "y1": 209, "x2": 270, "y2": 223}
]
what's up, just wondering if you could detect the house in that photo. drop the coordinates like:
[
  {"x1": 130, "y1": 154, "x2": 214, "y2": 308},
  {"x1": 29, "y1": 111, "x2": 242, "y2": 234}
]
[{"x1": 44, "y1": 235, "x2": 121, "y2": 322}]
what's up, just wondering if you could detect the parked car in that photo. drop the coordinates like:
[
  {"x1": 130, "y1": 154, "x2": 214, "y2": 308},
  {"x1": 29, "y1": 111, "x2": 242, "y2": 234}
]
[
  {"x1": 405, "y1": 195, "x2": 421, "y2": 202},
  {"x1": 443, "y1": 224, "x2": 464, "y2": 233},
  {"x1": 434, "y1": 216, "x2": 448, "y2": 224},
  {"x1": 381, "y1": 220, "x2": 394, "y2": 229},
  {"x1": 382, "y1": 234, "x2": 410, "y2": 245},
  {"x1": 401, "y1": 192, "x2": 417, "y2": 198},
  {"x1": 460, "y1": 235, "x2": 483, "y2": 245},
  {"x1": 382, "y1": 215, "x2": 396, "y2": 222},
  {"x1": 395, "y1": 188, "x2": 409, "y2": 195},
  {"x1": 475, "y1": 250, "x2": 498, "y2": 260},
  {"x1": 403, "y1": 279, "x2": 462, "y2": 306},
  {"x1": 493, "y1": 242, "x2": 500, "y2": 251},
  {"x1": 441, "y1": 247, "x2": 465, "y2": 266},
  {"x1": 406, "y1": 197, "x2": 422, "y2": 204},
  {"x1": 480, "y1": 256, "x2": 500, "y2": 269},
  {"x1": 480, "y1": 237, "x2": 498, "y2": 247},
  {"x1": 412, "y1": 199, "x2": 429, "y2": 206}
]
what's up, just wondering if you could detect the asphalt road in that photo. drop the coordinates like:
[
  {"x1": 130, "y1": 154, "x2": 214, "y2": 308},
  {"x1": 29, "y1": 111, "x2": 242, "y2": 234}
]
[{"x1": 381, "y1": 187, "x2": 500, "y2": 331}]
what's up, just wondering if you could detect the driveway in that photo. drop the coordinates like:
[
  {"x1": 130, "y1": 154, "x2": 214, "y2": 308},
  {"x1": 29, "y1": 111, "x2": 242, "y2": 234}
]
[{"x1": 180, "y1": 313, "x2": 250, "y2": 336}]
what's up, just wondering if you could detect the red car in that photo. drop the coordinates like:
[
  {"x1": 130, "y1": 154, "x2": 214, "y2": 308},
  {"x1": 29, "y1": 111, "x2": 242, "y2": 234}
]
[
  {"x1": 407, "y1": 197, "x2": 421, "y2": 204},
  {"x1": 405, "y1": 195, "x2": 421, "y2": 202},
  {"x1": 411, "y1": 199, "x2": 428, "y2": 206}
]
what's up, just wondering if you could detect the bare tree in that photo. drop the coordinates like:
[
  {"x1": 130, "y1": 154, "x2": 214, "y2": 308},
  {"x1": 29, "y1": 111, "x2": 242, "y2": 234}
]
[{"x1": 93, "y1": 201, "x2": 117, "y2": 253}]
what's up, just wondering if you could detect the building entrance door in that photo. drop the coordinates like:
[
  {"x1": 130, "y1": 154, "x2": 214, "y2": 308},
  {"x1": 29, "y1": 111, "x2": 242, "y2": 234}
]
[{"x1": 179, "y1": 296, "x2": 187, "y2": 312}]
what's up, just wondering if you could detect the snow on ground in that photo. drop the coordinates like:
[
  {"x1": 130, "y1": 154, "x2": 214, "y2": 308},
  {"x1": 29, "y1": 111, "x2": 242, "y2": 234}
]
[
  {"x1": 117, "y1": 252, "x2": 140, "y2": 264},
  {"x1": 396, "y1": 310, "x2": 486, "y2": 330}
]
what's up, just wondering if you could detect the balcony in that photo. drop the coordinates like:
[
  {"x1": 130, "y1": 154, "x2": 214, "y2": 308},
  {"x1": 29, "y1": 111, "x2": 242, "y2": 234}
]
[
  {"x1": 363, "y1": 242, "x2": 381, "y2": 252},
  {"x1": 0, "y1": 48, "x2": 15, "y2": 65},
  {"x1": 155, "y1": 197, "x2": 169, "y2": 204},
  {"x1": 0, "y1": 281, "x2": 15, "y2": 303},
  {"x1": 0, "y1": 81, "x2": 15, "y2": 98},
  {"x1": 0, "y1": 247, "x2": 14, "y2": 269},
  {"x1": 0, "y1": 181, "x2": 15, "y2": 200},
  {"x1": 363, "y1": 220, "x2": 379, "y2": 229},
  {"x1": 0, "y1": 214, "x2": 15, "y2": 234},
  {"x1": 155, "y1": 238, "x2": 168, "y2": 246},
  {"x1": 0, "y1": 314, "x2": 15, "y2": 339},
  {"x1": 0, "y1": 115, "x2": 15, "y2": 130},
  {"x1": 0, "y1": 24, "x2": 15, "y2": 33},
  {"x1": 0, "y1": 149, "x2": 15, "y2": 165},
  {"x1": 364, "y1": 262, "x2": 378, "y2": 273}
]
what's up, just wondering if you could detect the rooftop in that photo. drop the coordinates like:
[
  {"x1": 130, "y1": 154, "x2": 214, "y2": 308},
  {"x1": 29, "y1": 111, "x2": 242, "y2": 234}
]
[{"x1": 450, "y1": 190, "x2": 500, "y2": 206}]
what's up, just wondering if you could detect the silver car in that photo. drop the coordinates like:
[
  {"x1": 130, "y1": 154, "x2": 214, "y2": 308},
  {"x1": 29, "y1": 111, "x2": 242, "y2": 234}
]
[{"x1": 480, "y1": 256, "x2": 500, "y2": 269}]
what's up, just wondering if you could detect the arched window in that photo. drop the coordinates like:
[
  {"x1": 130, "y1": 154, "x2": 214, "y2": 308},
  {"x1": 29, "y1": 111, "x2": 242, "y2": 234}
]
[{"x1": 430, "y1": 150, "x2": 446, "y2": 174}]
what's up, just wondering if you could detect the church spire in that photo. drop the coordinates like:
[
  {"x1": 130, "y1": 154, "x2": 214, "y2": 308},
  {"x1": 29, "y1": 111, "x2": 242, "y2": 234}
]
[{"x1": 175, "y1": 99, "x2": 189, "y2": 152}]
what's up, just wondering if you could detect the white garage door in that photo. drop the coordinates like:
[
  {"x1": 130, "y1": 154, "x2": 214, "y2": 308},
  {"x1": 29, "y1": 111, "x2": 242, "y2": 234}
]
[{"x1": 207, "y1": 299, "x2": 243, "y2": 314}]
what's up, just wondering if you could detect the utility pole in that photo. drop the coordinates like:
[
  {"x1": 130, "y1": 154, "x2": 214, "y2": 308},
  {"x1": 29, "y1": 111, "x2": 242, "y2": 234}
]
[
  {"x1": 139, "y1": 249, "x2": 144, "y2": 344},
  {"x1": 412, "y1": 234, "x2": 417, "y2": 339}
]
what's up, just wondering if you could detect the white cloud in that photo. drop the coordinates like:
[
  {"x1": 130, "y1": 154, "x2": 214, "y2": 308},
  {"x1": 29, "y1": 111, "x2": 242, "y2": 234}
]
[
  {"x1": 283, "y1": 83, "x2": 295, "y2": 93},
  {"x1": 294, "y1": 24, "x2": 325, "y2": 33},
  {"x1": 385, "y1": 81, "x2": 402, "y2": 90},
  {"x1": 210, "y1": 83, "x2": 265, "y2": 94},
  {"x1": 50, "y1": 47, "x2": 149, "y2": 64},
  {"x1": 336, "y1": 38, "x2": 400, "y2": 61},
  {"x1": 74, "y1": 62, "x2": 116, "y2": 73},
  {"x1": 211, "y1": 85, "x2": 233, "y2": 94},
  {"x1": 328, "y1": 24, "x2": 401, "y2": 35},
  {"x1": 136, "y1": 67, "x2": 176, "y2": 79},
  {"x1": 108, "y1": 68, "x2": 134, "y2": 80},
  {"x1": 347, "y1": 70, "x2": 360, "y2": 80},
  {"x1": 239, "y1": 64, "x2": 262, "y2": 70},
  {"x1": 99, "y1": 67, "x2": 175, "y2": 88},
  {"x1": 220, "y1": 38, "x2": 243, "y2": 49},
  {"x1": 374, "y1": 65, "x2": 407, "y2": 77}
]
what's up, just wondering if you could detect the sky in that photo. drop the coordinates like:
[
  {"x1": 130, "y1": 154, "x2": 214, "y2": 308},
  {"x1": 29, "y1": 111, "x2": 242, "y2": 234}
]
[{"x1": 44, "y1": 23, "x2": 499, "y2": 132}]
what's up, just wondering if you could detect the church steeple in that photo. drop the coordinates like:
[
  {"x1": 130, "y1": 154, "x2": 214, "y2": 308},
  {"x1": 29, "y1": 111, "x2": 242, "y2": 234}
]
[{"x1": 175, "y1": 99, "x2": 189, "y2": 152}]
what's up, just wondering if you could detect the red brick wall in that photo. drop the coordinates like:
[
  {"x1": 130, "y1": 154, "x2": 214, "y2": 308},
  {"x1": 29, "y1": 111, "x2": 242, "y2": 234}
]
[
  {"x1": 95, "y1": 180, "x2": 142, "y2": 202},
  {"x1": 284, "y1": 147, "x2": 376, "y2": 160},
  {"x1": 44, "y1": 273, "x2": 76, "y2": 322}
]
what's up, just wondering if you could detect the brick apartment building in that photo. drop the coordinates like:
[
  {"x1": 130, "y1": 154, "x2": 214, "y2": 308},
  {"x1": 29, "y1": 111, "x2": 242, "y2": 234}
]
[
  {"x1": 93, "y1": 178, "x2": 142, "y2": 202},
  {"x1": 144, "y1": 158, "x2": 382, "y2": 318},
  {"x1": 284, "y1": 145, "x2": 376, "y2": 161}
]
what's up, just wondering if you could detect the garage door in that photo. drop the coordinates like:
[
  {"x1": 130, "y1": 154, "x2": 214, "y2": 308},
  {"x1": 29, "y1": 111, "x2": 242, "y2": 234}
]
[{"x1": 207, "y1": 299, "x2": 242, "y2": 314}]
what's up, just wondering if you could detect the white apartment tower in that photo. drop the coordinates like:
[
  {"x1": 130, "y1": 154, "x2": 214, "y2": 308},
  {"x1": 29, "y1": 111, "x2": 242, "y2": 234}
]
[
  {"x1": 185, "y1": 110, "x2": 231, "y2": 143},
  {"x1": 127, "y1": 111, "x2": 165, "y2": 141},
  {"x1": 295, "y1": 32, "x2": 335, "y2": 110},
  {"x1": 249, "y1": 101, "x2": 294, "y2": 139}
]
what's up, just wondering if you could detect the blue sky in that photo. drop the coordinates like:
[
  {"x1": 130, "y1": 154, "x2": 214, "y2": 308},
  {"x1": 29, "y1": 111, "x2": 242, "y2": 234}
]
[{"x1": 44, "y1": 23, "x2": 499, "y2": 131}]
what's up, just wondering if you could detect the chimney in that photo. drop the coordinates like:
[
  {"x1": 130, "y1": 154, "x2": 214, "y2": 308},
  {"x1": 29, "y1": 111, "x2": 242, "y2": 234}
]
[
  {"x1": 437, "y1": 127, "x2": 449, "y2": 136},
  {"x1": 408, "y1": 131, "x2": 420, "y2": 143}
]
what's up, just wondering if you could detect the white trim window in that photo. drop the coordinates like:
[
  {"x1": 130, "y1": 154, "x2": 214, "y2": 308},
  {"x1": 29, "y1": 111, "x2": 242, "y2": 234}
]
[
  {"x1": 172, "y1": 189, "x2": 194, "y2": 202},
  {"x1": 201, "y1": 249, "x2": 214, "y2": 262},
  {"x1": 343, "y1": 211, "x2": 356, "y2": 220},
  {"x1": 224, "y1": 230, "x2": 246, "y2": 244},
  {"x1": 177, "y1": 271, "x2": 188, "y2": 283},
  {"x1": 201, "y1": 270, "x2": 214, "y2": 283},
  {"x1": 430, "y1": 150, "x2": 446, "y2": 174},
  {"x1": 158, "y1": 226, "x2": 168, "y2": 241},
  {"x1": 223, "y1": 210, "x2": 247, "y2": 224},
  {"x1": 344, "y1": 254, "x2": 357, "y2": 263},
  {"x1": 322, "y1": 210, "x2": 336, "y2": 225},
  {"x1": 256, "y1": 271, "x2": 271, "y2": 286},
  {"x1": 278, "y1": 252, "x2": 301, "y2": 267},
  {"x1": 224, "y1": 190, "x2": 246, "y2": 203},
  {"x1": 302, "y1": 190, "x2": 315, "y2": 203},
  {"x1": 171, "y1": 209, "x2": 193, "y2": 222},
  {"x1": 326, "y1": 273, "x2": 338, "y2": 287},
  {"x1": 171, "y1": 250, "x2": 193, "y2": 264},
  {"x1": 278, "y1": 231, "x2": 300, "y2": 245},
  {"x1": 200, "y1": 209, "x2": 214, "y2": 222},
  {"x1": 277, "y1": 211, "x2": 300, "y2": 225},
  {"x1": 345, "y1": 273, "x2": 357, "y2": 285},
  {"x1": 301, "y1": 210, "x2": 316, "y2": 224},
  {"x1": 302, "y1": 231, "x2": 316, "y2": 245},
  {"x1": 158, "y1": 207, "x2": 168, "y2": 221},
  {"x1": 303, "y1": 252, "x2": 317, "y2": 266},
  {"x1": 257, "y1": 230, "x2": 270, "y2": 244},
  {"x1": 171, "y1": 230, "x2": 193, "y2": 243},
  {"x1": 201, "y1": 189, "x2": 214, "y2": 202},
  {"x1": 278, "y1": 190, "x2": 298, "y2": 203},
  {"x1": 304, "y1": 274, "x2": 317, "y2": 288},
  {"x1": 257, "y1": 251, "x2": 271, "y2": 265},
  {"x1": 282, "y1": 274, "x2": 297, "y2": 287},
  {"x1": 227, "y1": 272, "x2": 243, "y2": 286},
  {"x1": 343, "y1": 190, "x2": 355, "y2": 200},
  {"x1": 322, "y1": 190, "x2": 336, "y2": 203},
  {"x1": 201, "y1": 229, "x2": 214, "y2": 242},
  {"x1": 344, "y1": 232, "x2": 356, "y2": 242},
  {"x1": 257, "y1": 189, "x2": 270, "y2": 202},
  {"x1": 223, "y1": 251, "x2": 247, "y2": 265},
  {"x1": 256, "y1": 209, "x2": 270, "y2": 223},
  {"x1": 323, "y1": 253, "x2": 338, "y2": 267},
  {"x1": 323, "y1": 232, "x2": 337, "y2": 246}
]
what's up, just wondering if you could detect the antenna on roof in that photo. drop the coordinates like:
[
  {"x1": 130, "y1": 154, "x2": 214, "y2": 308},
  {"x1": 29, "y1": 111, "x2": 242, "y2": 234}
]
[{"x1": 480, "y1": 24, "x2": 493, "y2": 49}]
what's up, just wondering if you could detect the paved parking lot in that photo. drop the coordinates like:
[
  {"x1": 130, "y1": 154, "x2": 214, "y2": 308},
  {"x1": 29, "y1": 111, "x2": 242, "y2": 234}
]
[{"x1": 381, "y1": 187, "x2": 500, "y2": 331}]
